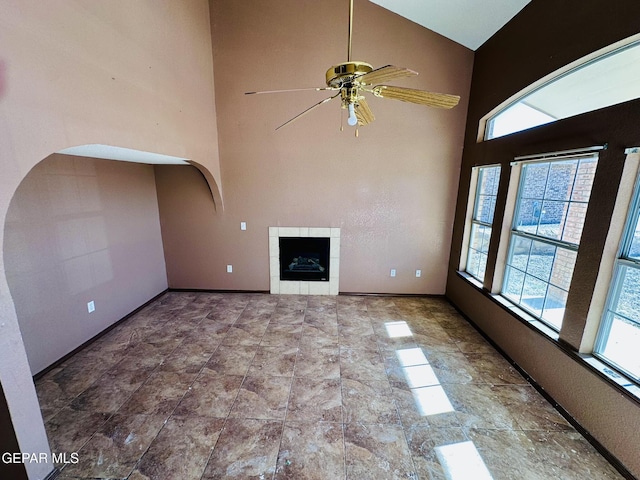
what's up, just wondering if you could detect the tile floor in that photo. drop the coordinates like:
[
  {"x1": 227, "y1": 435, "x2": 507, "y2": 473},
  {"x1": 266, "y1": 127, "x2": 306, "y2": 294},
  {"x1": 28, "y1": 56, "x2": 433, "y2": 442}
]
[{"x1": 35, "y1": 292, "x2": 623, "y2": 479}]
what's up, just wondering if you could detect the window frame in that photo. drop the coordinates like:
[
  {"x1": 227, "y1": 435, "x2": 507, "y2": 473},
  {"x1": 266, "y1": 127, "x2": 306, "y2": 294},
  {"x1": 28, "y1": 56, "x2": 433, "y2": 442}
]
[
  {"x1": 479, "y1": 33, "x2": 640, "y2": 142},
  {"x1": 464, "y1": 165, "x2": 501, "y2": 282},
  {"x1": 594, "y1": 170, "x2": 640, "y2": 382},
  {"x1": 500, "y1": 152, "x2": 599, "y2": 331}
]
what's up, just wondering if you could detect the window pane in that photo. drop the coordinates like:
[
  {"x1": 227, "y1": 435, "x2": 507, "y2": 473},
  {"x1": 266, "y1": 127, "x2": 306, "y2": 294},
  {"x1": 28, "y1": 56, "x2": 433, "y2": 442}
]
[
  {"x1": 598, "y1": 314, "x2": 640, "y2": 380},
  {"x1": 542, "y1": 286, "x2": 568, "y2": 330},
  {"x1": 470, "y1": 223, "x2": 485, "y2": 252},
  {"x1": 475, "y1": 194, "x2": 496, "y2": 223},
  {"x1": 476, "y1": 255, "x2": 488, "y2": 281},
  {"x1": 613, "y1": 265, "x2": 640, "y2": 323},
  {"x1": 521, "y1": 163, "x2": 549, "y2": 199},
  {"x1": 515, "y1": 199, "x2": 541, "y2": 234},
  {"x1": 528, "y1": 240, "x2": 555, "y2": 282},
  {"x1": 549, "y1": 248, "x2": 577, "y2": 290},
  {"x1": 562, "y1": 202, "x2": 588, "y2": 244},
  {"x1": 545, "y1": 161, "x2": 577, "y2": 201},
  {"x1": 509, "y1": 235, "x2": 532, "y2": 271},
  {"x1": 503, "y1": 266, "x2": 525, "y2": 303},
  {"x1": 571, "y1": 158, "x2": 598, "y2": 202},
  {"x1": 520, "y1": 274, "x2": 548, "y2": 317},
  {"x1": 482, "y1": 167, "x2": 500, "y2": 196},
  {"x1": 626, "y1": 211, "x2": 640, "y2": 260},
  {"x1": 487, "y1": 102, "x2": 555, "y2": 140},
  {"x1": 478, "y1": 225, "x2": 492, "y2": 254},
  {"x1": 466, "y1": 249, "x2": 481, "y2": 279},
  {"x1": 538, "y1": 200, "x2": 568, "y2": 240}
]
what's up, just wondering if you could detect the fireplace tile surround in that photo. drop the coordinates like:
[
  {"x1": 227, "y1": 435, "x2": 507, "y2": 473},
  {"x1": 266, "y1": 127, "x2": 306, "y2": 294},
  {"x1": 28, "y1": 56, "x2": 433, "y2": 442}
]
[{"x1": 269, "y1": 227, "x2": 340, "y2": 295}]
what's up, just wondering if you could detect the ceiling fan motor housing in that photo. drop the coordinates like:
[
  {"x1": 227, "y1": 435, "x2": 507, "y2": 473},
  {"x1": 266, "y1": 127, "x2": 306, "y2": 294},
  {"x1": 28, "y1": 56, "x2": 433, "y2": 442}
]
[{"x1": 325, "y1": 61, "x2": 373, "y2": 88}]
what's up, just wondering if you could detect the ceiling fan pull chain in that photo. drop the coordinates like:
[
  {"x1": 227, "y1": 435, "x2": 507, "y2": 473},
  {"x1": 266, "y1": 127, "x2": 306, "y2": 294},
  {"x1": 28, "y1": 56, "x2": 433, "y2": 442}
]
[{"x1": 355, "y1": 126, "x2": 359, "y2": 138}]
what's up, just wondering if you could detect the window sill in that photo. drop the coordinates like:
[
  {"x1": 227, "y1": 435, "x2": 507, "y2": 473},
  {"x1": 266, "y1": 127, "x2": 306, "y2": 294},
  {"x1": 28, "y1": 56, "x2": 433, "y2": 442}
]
[
  {"x1": 457, "y1": 271, "x2": 484, "y2": 289},
  {"x1": 582, "y1": 355, "x2": 640, "y2": 401},
  {"x1": 457, "y1": 271, "x2": 560, "y2": 341},
  {"x1": 489, "y1": 293, "x2": 561, "y2": 341}
]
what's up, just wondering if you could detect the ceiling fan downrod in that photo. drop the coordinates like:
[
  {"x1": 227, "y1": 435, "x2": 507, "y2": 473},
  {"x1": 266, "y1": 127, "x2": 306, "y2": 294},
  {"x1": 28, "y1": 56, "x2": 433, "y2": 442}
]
[{"x1": 348, "y1": 0, "x2": 354, "y2": 62}]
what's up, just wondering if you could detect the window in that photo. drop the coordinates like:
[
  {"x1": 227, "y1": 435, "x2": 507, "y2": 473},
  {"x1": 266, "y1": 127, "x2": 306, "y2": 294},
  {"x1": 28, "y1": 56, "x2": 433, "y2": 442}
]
[
  {"x1": 595, "y1": 175, "x2": 640, "y2": 381},
  {"x1": 502, "y1": 153, "x2": 598, "y2": 330},
  {"x1": 483, "y1": 35, "x2": 640, "y2": 140},
  {"x1": 466, "y1": 165, "x2": 501, "y2": 282}
]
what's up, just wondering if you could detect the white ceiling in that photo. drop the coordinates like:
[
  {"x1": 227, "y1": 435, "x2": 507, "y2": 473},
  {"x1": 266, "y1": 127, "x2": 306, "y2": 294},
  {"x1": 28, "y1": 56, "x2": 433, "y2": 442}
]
[{"x1": 369, "y1": 0, "x2": 531, "y2": 50}]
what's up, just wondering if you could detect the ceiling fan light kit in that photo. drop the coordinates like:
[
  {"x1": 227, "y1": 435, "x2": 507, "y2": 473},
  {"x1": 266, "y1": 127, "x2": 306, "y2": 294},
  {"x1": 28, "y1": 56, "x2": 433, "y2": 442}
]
[{"x1": 246, "y1": 0, "x2": 460, "y2": 132}]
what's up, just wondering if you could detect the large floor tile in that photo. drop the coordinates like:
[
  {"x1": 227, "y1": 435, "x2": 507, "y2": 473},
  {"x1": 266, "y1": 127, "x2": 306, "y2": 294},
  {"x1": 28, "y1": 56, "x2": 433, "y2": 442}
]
[
  {"x1": 129, "y1": 415, "x2": 225, "y2": 480},
  {"x1": 275, "y1": 421, "x2": 345, "y2": 479},
  {"x1": 247, "y1": 345, "x2": 298, "y2": 377},
  {"x1": 295, "y1": 346, "x2": 340, "y2": 379},
  {"x1": 201, "y1": 418, "x2": 283, "y2": 479},
  {"x1": 229, "y1": 375, "x2": 291, "y2": 420},
  {"x1": 287, "y1": 377, "x2": 342, "y2": 422},
  {"x1": 174, "y1": 371, "x2": 244, "y2": 418},
  {"x1": 344, "y1": 423, "x2": 416, "y2": 480},
  {"x1": 61, "y1": 413, "x2": 166, "y2": 479}
]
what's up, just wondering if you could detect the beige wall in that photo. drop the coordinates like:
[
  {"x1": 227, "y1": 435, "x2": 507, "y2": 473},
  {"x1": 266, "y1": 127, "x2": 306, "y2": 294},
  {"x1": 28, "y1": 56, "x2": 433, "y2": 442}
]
[
  {"x1": 156, "y1": 0, "x2": 473, "y2": 294},
  {"x1": 5, "y1": 155, "x2": 168, "y2": 375},
  {"x1": 0, "y1": 1, "x2": 221, "y2": 477}
]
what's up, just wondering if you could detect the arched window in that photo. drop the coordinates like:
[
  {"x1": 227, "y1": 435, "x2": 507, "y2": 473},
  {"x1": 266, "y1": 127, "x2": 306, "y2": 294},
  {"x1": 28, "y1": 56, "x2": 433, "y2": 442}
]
[{"x1": 481, "y1": 34, "x2": 640, "y2": 141}]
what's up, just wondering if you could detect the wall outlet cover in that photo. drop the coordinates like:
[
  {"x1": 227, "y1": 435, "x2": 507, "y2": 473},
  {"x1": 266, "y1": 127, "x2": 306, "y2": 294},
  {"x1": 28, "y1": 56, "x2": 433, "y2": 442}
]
[{"x1": 87, "y1": 301, "x2": 95, "y2": 313}]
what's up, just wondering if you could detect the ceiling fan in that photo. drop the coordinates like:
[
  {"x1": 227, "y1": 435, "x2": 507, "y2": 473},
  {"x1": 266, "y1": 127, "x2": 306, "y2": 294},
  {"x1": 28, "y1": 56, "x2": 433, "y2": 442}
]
[{"x1": 245, "y1": 0, "x2": 461, "y2": 134}]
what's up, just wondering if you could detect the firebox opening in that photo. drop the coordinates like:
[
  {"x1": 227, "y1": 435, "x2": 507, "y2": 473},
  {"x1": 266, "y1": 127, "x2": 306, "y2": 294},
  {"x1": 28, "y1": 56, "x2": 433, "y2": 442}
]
[{"x1": 279, "y1": 237, "x2": 330, "y2": 281}]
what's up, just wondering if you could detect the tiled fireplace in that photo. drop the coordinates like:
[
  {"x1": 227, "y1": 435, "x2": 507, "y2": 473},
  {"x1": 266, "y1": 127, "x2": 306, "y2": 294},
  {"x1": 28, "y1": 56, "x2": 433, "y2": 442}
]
[{"x1": 269, "y1": 227, "x2": 340, "y2": 295}]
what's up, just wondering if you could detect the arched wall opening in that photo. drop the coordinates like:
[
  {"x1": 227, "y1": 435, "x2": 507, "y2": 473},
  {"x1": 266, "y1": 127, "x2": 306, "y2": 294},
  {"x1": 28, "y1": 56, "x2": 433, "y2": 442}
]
[
  {"x1": 1, "y1": 149, "x2": 220, "y2": 480},
  {"x1": 5, "y1": 152, "x2": 172, "y2": 375}
]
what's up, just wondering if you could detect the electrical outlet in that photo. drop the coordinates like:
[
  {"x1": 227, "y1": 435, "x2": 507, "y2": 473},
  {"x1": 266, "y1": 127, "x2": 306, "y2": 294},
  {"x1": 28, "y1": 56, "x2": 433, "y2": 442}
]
[
  {"x1": 240, "y1": 222, "x2": 247, "y2": 231},
  {"x1": 226, "y1": 265, "x2": 233, "y2": 273},
  {"x1": 390, "y1": 269, "x2": 396, "y2": 277},
  {"x1": 87, "y1": 301, "x2": 95, "y2": 313},
  {"x1": 416, "y1": 269, "x2": 422, "y2": 278}
]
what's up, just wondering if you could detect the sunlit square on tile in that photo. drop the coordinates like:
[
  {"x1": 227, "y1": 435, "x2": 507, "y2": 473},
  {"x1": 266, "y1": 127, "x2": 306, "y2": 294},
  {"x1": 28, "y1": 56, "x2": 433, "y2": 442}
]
[
  {"x1": 403, "y1": 364, "x2": 440, "y2": 388},
  {"x1": 385, "y1": 321, "x2": 413, "y2": 338},
  {"x1": 435, "y1": 440, "x2": 493, "y2": 480},
  {"x1": 396, "y1": 347, "x2": 428, "y2": 367},
  {"x1": 412, "y1": 385, "x2": 455, "y2": 416}
]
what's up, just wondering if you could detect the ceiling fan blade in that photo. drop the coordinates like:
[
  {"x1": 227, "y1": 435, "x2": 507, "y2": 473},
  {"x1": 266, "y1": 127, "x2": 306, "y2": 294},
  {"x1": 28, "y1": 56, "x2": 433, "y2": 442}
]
[
  {"x1": 246, "y1": 87, "x2": 336, "y2": 95},
  {"x1": 355, "y1": 98, "x2": 375, "y2": 125},
  {"x1": 358, "y1": 65, "x2": 418, "y2": 86},
  {"x1": 372, "y1": 85, "x2": 460, "y2": 109},
  {"x1": 275, "y1": 92, "x2": 341, "y2": 130}
]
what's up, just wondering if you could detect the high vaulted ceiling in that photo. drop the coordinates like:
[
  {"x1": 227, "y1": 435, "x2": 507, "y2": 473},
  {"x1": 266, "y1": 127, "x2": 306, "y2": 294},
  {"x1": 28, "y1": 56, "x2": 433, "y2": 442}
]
[{"x1": 369, "y1": 0, "x2": 531, "y2": 50}]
